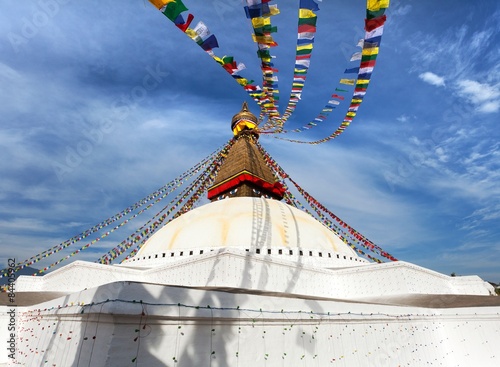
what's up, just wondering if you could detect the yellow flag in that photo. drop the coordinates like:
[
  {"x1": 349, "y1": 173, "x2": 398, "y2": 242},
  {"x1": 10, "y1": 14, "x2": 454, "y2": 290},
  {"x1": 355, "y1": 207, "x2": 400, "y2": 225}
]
[
  {"x1": 252, "y1": 17, "x2": 271, "y2": 28},
  {"x1": 149, "y1": 0, "x2": 175, "y2": 9},
  {"x1": 299, "y1": 9, "x2": 316, "y2": 18},
  {"x1": 185, "y1": 28, "x2": 198, "y2": 39},
  {"x1": 296, "y1": 44, "x2": 313, "y2": 51},
  {"x1": 269, "y1": 5, "x2": 280, "y2": 16},
  {"x1": 367, "y1": 0, "x2": 390, "y2": 11},
  {"x1": 252, "y1": 35, "x2": 275, "y2": 44},
  {"x1": 340, "y1": 79, "x2": 355, "y2": 85},
  {"x1": 357, "y1": 79, "x2": 370, "y2": 85},
  {"x1": 362, "y1": 47, "x2": 379, "y2": 56},
  {"x1": 235, "y1": 78, "x2": 249, "y2": 86},
  {"x1": 212, "y1": 56, "x2": 223, "y2": 65}
]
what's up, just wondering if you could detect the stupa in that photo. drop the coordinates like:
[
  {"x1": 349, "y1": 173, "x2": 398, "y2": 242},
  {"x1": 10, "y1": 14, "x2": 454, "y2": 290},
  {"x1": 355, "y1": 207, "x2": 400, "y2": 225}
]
[{"x1": 0, "y1": 104, "x2": 499, "y2": 367}]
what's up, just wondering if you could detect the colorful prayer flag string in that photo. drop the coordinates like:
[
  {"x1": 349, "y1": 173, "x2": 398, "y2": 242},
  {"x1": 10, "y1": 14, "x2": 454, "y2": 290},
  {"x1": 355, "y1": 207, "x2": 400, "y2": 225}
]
[
  {"x1": 274, "y1": 0, "x2": 390, "y2": 143},
  {"x1": 147, "y1": 0, "x2": 391, "y2": 142},
  {"x1": 255, "y1": 140, "x2": 397, "y2": 262},
  {"x1": 0, "y1": 142, "x2": 232, "y2": 278}
]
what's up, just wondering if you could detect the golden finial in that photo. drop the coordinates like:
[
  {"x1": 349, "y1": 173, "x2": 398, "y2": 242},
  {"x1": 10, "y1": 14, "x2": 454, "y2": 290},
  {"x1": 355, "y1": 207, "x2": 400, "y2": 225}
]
[{"x1": 231, "y1": 102, "x2": 259, "y2": 136}]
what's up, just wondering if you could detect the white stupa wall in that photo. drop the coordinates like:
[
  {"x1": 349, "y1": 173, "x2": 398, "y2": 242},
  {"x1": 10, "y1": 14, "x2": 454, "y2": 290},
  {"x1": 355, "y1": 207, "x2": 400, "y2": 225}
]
[
  {"x1": 16, "y1": 250, "x2": 493, "y2": 298},
  {"x1": 6, "y1": 282, "x2": 500, "y2": 367},
  {"x1": 0, "y1": 308, "x2": 15, "y2": 366}
]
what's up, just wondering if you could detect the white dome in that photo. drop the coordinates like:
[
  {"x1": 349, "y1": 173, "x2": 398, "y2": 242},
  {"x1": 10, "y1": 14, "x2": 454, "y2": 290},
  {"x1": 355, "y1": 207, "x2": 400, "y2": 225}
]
[{"x1": 128, "y1": 197, "x2": 360, "y2": 265}]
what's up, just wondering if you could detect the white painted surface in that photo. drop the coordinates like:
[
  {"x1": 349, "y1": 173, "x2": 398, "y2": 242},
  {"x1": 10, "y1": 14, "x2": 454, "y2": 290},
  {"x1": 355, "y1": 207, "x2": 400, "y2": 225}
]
[
  {"x1": 7, "y1": 282, "x2": 500, "y2": 367},
  {"x1": 6, "y1": 197, "x2": 499, "y2": 366},
  {"x1": 130, "y1": 197, "x2": 360, "y2": 265},
  {"x1": 135, "y1": 252, "x2": 492, "y2": 298},
  {"x1": 16, "y1": 251, "x2": 493, "y2": 297}
]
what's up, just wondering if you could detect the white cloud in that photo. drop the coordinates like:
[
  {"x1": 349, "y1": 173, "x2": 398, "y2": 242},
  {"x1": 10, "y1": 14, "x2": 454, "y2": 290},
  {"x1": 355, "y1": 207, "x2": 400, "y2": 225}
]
[
  {"x1": 434, "y1": 147, "x2": 449, "y2": 163},
  {"x1": 0, "y1": 62, "x2": 21, "y2": 80},
  {"x1": 457, "y1": 79, "x2": 500, "y2": 102},
  {"x1": 396, "y1": 114, "x2": 412, "y2": 123},
  {"x1": 392, "y1": 4, "x2": 412, "y2": 17},
  {"x1": 470, "y1": 29, "x2": 495, "y2": 51},
  {"x1": 478, "y1": 100, "x2": 500, "y2": 113},
  {"x1": 419, "y1": 72, "x2": 445, "y2": 87},
  {"x1": 455, "y1": 79, "x2": 499, "y2": 113}
]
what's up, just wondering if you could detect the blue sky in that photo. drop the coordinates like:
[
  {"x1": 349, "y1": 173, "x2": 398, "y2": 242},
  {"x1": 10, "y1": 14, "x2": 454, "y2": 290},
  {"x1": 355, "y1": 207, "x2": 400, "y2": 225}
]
[{"x1": 0, "y1": 1, "x2": 499, "y2": 282}]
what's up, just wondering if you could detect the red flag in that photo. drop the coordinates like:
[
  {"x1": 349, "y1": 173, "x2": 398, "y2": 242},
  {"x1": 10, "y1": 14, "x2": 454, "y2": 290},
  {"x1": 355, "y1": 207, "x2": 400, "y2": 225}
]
[
  {"x1": 298, "y1": 24, "x2": 316, "y2": 33},
  {"x1": 175, "y1": 13, "x2": 194, "y2": 32},
  {"x1": 365, "y1": 15, "x2": 386, "y2": 32},
  {"x1": 360, "y1": 60, "x2": 376, "y2": 68}
]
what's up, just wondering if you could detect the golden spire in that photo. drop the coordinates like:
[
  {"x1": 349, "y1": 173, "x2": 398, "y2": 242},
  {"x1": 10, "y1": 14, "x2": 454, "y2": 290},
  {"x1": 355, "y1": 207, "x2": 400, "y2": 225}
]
[
  {"x1": 206, "y1": 103, "x2": 284, "y2": 201},
  {"x1": 231, "y1": 102, "x2": 259, "y2": 136}
]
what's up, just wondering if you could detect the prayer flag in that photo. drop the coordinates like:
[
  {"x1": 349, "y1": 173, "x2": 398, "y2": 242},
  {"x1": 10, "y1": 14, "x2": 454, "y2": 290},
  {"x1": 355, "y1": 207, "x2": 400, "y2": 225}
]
[
  {"x1": 364, "y1": 36, "x2": 382, "y2": 47},
  {"x1": 244, "y1": 6, "x2": 261, "y2": 19},
  {"x1": 299, "y1": 9, "x2": 316, "y2": 18},
  {"x1": 296, "y1": 59, "x2": 311, "y2": 67},
  {"x1": 174, "y1": 13, "x2": 194, "y2": 32},
  {"x1": 359, "y1": 66, "x2": 374, "y2": 74},
  {"x1": 360, "y1": 59, "x2": 376, "y2": 68},
  {"x1": 362, "y1": 47, "x2": 379, "y2": 56},
  {"x1": 357, "y1": 73, "x2": 372, "y2": 80},
  {"x1": 297, "y1": 38, "x2": 315, "y2": 45},
  {"x1": 268, "y1": 5, "x2": 280, "y2": 16},
  {"x1": 298, "y1": 16, "x2": 318, "y2": 26},
  {"x1": 296, "y1": 43, "x2": 314, "y2": 51},
  {"x1": 298, "y1": 24, "x2": 316, "y2": 33},
  {"x1": 149, "y1": 0, "x2": 171, "y2": 9},
  {"x1": 252, "y1": 35, "x2": 276, "y2": 44},
  {"x1": 365, "y1": 24, "x2": 384, "y2": 39},
  {"x1": 340, "y1": 79, "x2": 355, "y2": 85},
  {"x1": 300, "y1": 0, "x2": 320, "y2": 11},
  {"x1": 344, "y1": 67, "x2": 360, "y2": 73},
  {"x1": 350, "y1": 52, "x2": 362, "y2": 61},
  {"x1": 367, "y1": 1, "x2": 390, "y2": 10},
  {"x1": 365, "y1": 15, "x2": 387, "y2": 32},
  {"x1": 201, "y1": 34, "x2": 219, "y2": 51},
  {"x1": 252, "y1": 17, "x2": 271, "y2": 28},
  {"x1": 160, "y1": 0, "x2": 188, "y2": 21},
  {"x1": 367, "y1": 0, "x2": 390, "y2": 19},
  {"x1": 193, "y1": 21, "x2": 210, "y2": 39},
  {"x1": 298, "y1": 32, "x2": 315, "y2": 40},
  {"x1": 361, "y1": 53, "x2": 378, "y2": 62}
]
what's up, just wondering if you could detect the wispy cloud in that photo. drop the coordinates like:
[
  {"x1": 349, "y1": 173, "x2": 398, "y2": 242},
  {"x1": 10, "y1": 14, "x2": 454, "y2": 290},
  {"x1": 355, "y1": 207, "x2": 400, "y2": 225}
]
[
  {"x1": 396, "y1": 114, "x2": 412, "y2": 123},
  {"x1": 456, "y1": 79, "x2": 500, "y2": 113},
  {"x1": 0, "y1": 1, "x2": 498, "y2": 283},
  {"x1": 419, "y1": 71, "x2": 445, "y2": 87}
]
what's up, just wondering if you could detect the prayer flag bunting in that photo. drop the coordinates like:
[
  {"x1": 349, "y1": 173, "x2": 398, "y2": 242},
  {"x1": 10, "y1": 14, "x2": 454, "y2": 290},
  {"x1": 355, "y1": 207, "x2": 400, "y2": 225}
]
[{"x1": 344, "y1": 67, "x2": 360, "y2": 74}]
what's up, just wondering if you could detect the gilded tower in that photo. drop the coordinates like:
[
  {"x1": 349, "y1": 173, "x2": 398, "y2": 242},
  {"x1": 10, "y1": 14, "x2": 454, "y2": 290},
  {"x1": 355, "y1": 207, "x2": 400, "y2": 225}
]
[{"x1": 207, "y1": 102, "x2": 285, "y2": 201}]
